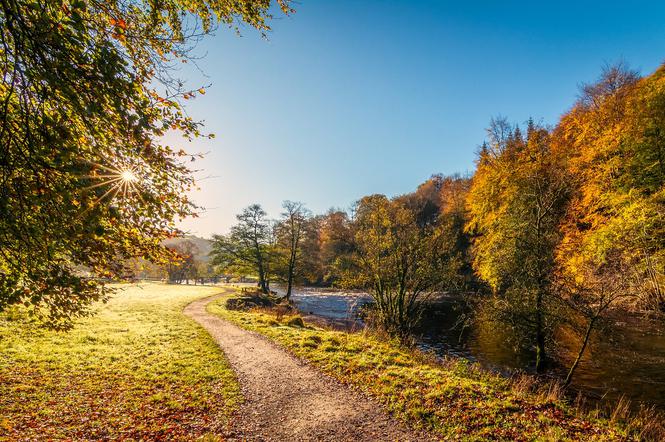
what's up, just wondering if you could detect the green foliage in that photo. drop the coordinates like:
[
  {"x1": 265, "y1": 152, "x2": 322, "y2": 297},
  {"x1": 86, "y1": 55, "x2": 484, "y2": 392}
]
[
  {"x1": 341, "y1": 194, "x2": 464, "y2": 337},
  {"x1": 210, "y1": 204, "x2": 274, "y2": 293},
  {"x1": 0, "y1": 0, "x2": 290, "y2": 327},
  {"x1": 0, "y1": 283, "x2": 240, "y2": 439}
]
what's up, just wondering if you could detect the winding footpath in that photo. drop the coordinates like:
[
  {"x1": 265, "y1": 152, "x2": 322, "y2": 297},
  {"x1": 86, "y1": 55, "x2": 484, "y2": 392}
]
[{"x1": 184, "y1": 290, "x2": 429, "y2": 442}]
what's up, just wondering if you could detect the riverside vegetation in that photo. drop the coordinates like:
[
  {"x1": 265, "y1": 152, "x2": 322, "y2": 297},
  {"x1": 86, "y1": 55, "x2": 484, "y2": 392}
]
[
  {"x1": 209, "y1": 289, "x2": 662, "y2": 441},
  {"x1": 209, "y1": 62, "x2": 664, "y2": 411}
]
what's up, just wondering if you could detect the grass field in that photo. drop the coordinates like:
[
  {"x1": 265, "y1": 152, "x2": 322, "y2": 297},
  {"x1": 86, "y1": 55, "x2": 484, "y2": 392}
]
[
  {"x1": 0, "y1": 283, "x2": 239, "y2": 441},
  {"x1": 209, "y1": 292, "x2": 637, "y2": 442}
]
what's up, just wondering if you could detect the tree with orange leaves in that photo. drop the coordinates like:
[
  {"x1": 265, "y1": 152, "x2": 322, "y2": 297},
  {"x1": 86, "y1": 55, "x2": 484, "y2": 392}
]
[
  {"x1": 554, "y1": 63, "x2": 664, "y2": 312},
  {"x1": 467, "y1": 118, "x2": 570, "y2": 372}
]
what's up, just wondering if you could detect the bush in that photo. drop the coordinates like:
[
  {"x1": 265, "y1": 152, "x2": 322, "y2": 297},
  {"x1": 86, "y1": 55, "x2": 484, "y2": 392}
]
[
  {"x1": 225, "y1": 294, "x2": 276, "y2": 311},
  {"x1": 286, "y1": 316, "x2": 305, "y2": 327}
]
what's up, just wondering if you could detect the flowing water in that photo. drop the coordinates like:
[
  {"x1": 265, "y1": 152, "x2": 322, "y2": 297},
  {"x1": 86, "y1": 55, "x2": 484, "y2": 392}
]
[{"x1": 281, "y1": 287, "x2": 665, "y2": 411}]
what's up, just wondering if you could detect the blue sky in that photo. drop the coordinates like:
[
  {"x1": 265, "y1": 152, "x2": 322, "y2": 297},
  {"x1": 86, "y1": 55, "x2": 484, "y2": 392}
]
[{"x1": 173, "y1": 0, "x2": 665, "y2": 236}]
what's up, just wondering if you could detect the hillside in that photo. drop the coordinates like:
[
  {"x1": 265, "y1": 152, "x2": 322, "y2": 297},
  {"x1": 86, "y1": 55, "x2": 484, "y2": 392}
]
[{"x1": 163, "y1": 236, "x2": 213, "y2": 262}]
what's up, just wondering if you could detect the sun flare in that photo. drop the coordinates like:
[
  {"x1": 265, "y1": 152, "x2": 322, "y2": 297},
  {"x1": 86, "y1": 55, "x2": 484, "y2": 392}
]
[
  {"x1": 121, "y1": 170, "x2": 137, "y2": 183},
  {"x1": 78, "y1": 161, "x2": 146, "y2": 209}
]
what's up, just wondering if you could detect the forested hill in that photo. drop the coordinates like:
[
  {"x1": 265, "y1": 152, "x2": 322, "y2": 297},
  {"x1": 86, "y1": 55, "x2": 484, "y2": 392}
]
[{"x1": 163, "y1": 236, "x2": 213, "y2": 262}]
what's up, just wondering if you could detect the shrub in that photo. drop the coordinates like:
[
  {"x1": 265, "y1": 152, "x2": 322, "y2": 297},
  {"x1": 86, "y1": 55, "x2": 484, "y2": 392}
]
[{"x1": 286, "y1": 316, "x2": 305, "y2": 327}]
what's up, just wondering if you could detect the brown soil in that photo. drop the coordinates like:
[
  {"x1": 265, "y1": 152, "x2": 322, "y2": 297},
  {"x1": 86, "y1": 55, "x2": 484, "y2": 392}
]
[{"x1": 184, "y1": 290, "x2": 431, "y2": 441}]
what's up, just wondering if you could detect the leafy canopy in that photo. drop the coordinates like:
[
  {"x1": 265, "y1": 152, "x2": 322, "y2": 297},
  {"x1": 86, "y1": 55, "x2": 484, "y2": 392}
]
[
  {"x1": 554, "y1": 63, "x2": 665, "y2": 310},
  {"x1": 0, "y1": 0, "x2": 290, "y2": 327},
  {"x1": 342, "y1": 194, "x2": 456, "y2": 336}
]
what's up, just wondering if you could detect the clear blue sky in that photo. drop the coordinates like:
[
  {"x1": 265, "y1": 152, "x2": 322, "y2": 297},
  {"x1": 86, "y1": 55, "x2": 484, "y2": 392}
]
[{"x1": 173, "y1": 0, "x2": 665, "y2": 236}]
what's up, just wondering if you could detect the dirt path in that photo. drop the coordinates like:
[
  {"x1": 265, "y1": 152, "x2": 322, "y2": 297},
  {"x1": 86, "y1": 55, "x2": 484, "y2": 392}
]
[{"x1": 184, "y1": 290, "x2": 429, "y2": 441}]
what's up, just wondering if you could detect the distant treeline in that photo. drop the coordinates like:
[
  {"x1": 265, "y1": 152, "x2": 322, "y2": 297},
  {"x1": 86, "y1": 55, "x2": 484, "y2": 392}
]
[{"x1": 211, "y1": 63, "x2": 664, "y2": 380}]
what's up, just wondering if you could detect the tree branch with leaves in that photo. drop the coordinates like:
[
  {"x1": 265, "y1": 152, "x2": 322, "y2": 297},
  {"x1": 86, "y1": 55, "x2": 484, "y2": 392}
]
[{"x1": 0, "y1": 0, "x2": 291, "y2": 328}]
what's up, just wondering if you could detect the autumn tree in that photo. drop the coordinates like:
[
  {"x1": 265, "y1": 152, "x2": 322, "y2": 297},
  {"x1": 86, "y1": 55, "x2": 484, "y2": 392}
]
[
  {"x1": 273, "y1": 201, "x2": 311, "y2": 299},
  {"x1": 343, "y1": 195, "x2": 455, "y2": 337},
  {"x1": 397, "y1": 174, "x2": 444, "y2": 227},
  {"x1": 0, "y1": 0, "x2": 291, "y2": 327},
  {"x1": 318, "y1": 209, "x2": 355, "y2": 285},
  {"x1": 554, "y1": 63, "x2": 665, "y2": 312},
  {"x1": 166, "y1": 240, "x2": 198, "y2": 285},
  {"x1": 554, "y1": 258, "x2": 636, "y2": 386},
  {"x1": 298, "y1": 214, "x2": 325, "y2": 285},
  {"x1": 436, "y1": 174, "x2": 476, "y2": 291},
  {"x1": 396, "y1": 174, "x2": 476, "y2": 292},
  {"x1": 210, "y1": 204, "x2": 274, "y2": 293},
  {"x1": 467, "y1": 119, "x2": 570, "y2": 371}
]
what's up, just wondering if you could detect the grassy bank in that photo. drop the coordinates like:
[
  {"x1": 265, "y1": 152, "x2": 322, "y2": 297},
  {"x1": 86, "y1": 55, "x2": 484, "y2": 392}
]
[
  {"x1": 0, "y1": 283, "x2": 240, "y2": 441},
  {"x1": 208, "y1": 291, "x2": 638, "y2": 441}
]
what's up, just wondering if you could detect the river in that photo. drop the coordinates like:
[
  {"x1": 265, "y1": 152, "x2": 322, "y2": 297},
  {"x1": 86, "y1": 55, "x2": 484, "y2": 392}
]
[{"x1": 280, "y1": 286, "x2": 665, "y2": 412}]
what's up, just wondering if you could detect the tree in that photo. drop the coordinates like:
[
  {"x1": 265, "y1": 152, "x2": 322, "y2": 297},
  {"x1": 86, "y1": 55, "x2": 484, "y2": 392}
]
[
  {"x1": 0, "y1": 0, "x2": 291, "y2": 328},
  {"x1": 274, "y1": 201, "x2": 311, "y2": 299},
  {"x1": 436, "y1": 174, "x2": 476, "y2": 291},
  {"x1": 166, "y1": 240, "x2": 198, "y2": 284},
  {"x1": 342, "y1": 195, "x2": 454, "y2": 338},
  {"x1": 554, "y1": 259, "x2": 635, "y2": 386},
  {"x1": 396, "y1": 174, "x2": 476, "y2": 292},
  {"x1": 396, "y1": 174, "x2": 444, "y2": 227},
  {"x1": 318, "y1": 209, "x2": 355, "y2": 286},
  {"x1": 210, "y1": 204, "x2": 274, "y2": 293},
  {"x1": 467, "y1": 120, "x2": 570, "y2": 372},
  {"x1": 298, "y1": 214, "x2": 325, "y2": 285},
  {"x1": 554, "y1": 63, "x2": 664, "y2": 312}
]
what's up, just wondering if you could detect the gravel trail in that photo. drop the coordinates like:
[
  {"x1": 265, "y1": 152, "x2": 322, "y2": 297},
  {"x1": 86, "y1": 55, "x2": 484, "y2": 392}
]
[{"x1": 184, "y1": 290, "x2": 430, "y2": 442}]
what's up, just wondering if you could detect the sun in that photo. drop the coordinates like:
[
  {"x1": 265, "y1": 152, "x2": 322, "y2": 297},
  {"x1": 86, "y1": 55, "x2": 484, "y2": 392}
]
[
  {"x1": 121, "y1": 170, "x2": 137, "y2": 183},
  {"x1": 78, "y1": 161, "x2": 146, "y2": 211}
]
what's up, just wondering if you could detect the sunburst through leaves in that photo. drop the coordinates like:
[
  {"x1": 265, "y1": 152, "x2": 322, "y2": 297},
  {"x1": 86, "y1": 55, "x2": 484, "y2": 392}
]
[{"x1": 80, "y1": 161, "x2": 146, "y2": 208}]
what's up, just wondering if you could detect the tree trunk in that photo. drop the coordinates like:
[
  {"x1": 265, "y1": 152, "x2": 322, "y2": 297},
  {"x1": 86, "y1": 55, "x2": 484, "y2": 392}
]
[
  {"x1": 565, "y1": 317, "x2": 595, "y2": 387},
  {"x1": 286, "y1": 272, "x2": 293, "y2": 300},
  {"x1": 535, "y1": 289, "x2": 546, "y2": 373},
  {"x1": 286, "y1": 254, "x2": 295, "y2": 300},
  {"x1": 258, "y1": 269, "x2": 268, "y2": 293}
]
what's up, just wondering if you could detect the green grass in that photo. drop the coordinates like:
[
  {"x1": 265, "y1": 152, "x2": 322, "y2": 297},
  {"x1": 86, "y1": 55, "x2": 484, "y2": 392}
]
[
  {"x1": 209, "y1": 292, "x2": 632, "y2": 442},
  {"x1": 0, "y1": 283, "x2": 240, "y2": 441}
]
